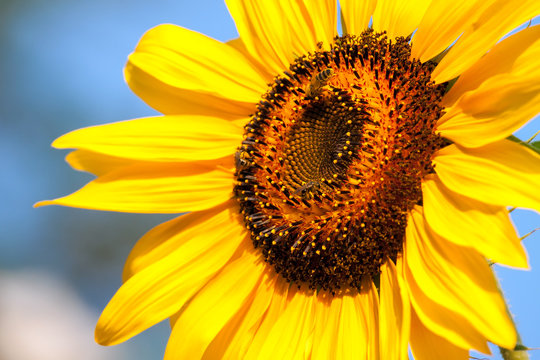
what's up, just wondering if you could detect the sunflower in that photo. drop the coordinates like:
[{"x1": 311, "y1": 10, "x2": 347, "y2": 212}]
[{"x1": 37, "y1": 0, "x2": 540, "y2": 358}]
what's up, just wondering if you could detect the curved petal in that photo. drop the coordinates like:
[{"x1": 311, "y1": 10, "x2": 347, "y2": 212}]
[
  {"x1": 226, "y1": 37, "x2": 274, "y2": 82},
  {"x1": 122, "y1": 201, "x2": 236, "y2": 281},
  {"x1": 442, "y1": 24, "x2": 540, "y2": 106},
  {"x1": 53, "y1": 115, "x2": 243, "y2": 162},
  {"x1": 438, "y1": 76, "x2": 540, "y2": 149},
  {"x1": 163, "y1": 249, "x2": 265, "y2": 360},
  {"x1": 422, "y1": 174, "x2": 528, "y2": 268},
  {"x1": 379, "y1": 257, "x2": 410, "y2": 360},
  {"x1": 64, "y1": 149, "x2": 232, "y2": 178},
  {"x1": 125, "y1": 63, "x2": 255, "y2": 118},
  {"x1": 248, "y1": 286, "x2": 316, "y2": 360},
  {"x1": 65, "y1": 150, "x2": 141, "y2": 176},
  {"x1": 409, "y1": 310, "x2": 469, "y2": 360},
  {"x1": 129, "y1": 24, "x2": 267, "y2": 103},
  {"x1": 339, "y1": 0, "x2": 376, "y2": 36},
  {"x1": 202, "y1": 274, "x2": 283, "y2": 359},
  {"x1": 431, "y1": 0, "x2": 539, "y2": 83},
  {"x1": 226, "y1": 0, "x2": 337, "y2": 75},
  {"x1": 36, "y1": 163, "x2": 233, "y2": 213},
  {"x1": 405, "y1": 207, "x2": 516, "y2": 349},
  {"x1": 360, "y1": 277, "x2": 380, "y2": 360},
  {"x1": 372, "y1": 0, "x2": 432, "y2": 39},
  {"x1": 405, "y1": 259, "x2": 490, "y2": 353},
  {"x1": 94, "y1": 216, "x2": 247, "y2": 346},
  {"x1": 433, "y1": 141, "x2": 540, "y2": 212},
  {"x1": 242, "y1": 279, "x2": 291, "y2": 358},
  {"x1": 411, "y1": 0, "x2": 496, "y2": 62},
  {"x1": 311, "y1": 289, "x2": 370, "y2": 360}
]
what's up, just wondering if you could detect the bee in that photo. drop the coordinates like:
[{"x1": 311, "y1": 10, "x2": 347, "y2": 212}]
[
  {"x1": 234, "y1": 150, "x2": 250, "y2": 172},
  {"x1": 305, "y1": 68, "x2": 335, "y2": 99},
  {"x1": 294, "y1": 181, "x2": 321, "y2": 200}
]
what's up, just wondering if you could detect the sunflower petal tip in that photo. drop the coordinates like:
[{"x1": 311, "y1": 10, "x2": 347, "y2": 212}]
[
  {"x1": 51, "y1": 134, "x2": 71, "y2": 149},
  {"x1": 94, "y1": 319, "x2": 123, "y2": 347},
  {"x1": 33, "y1": 200, "x2": 54, "y2": 208},
  {"x1": 94, "y1": 326, "x2": 112, "y2": 346}
]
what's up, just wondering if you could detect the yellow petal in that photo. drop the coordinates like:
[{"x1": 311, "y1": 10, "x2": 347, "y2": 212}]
[
  {"x1": 438, "y1": 76, "x2": 540, "y2": 148},
  {"x1": 227, "y1": 37, "x2": 274, "y2": 82},
  {"x1": 94, "y1": 218, "x2": 246, "y2": 346},
  {"x1": 404, "y1": 238, "x2": 490, "y2": 352},
  {"x1": 311, "y1": 289, "x2": 370, "y2": 360},
  {"x1": 242, "y1": 278, "x2": 291, "y2": 358},
  {"x1": 409, "y1": 310, "x2": 469, "y2": 360},
  {"x1": 122, "y1": 201, "x2": 236, "y2": 281},
  {"x1": 163, "y1": 250, "x2": 265, "y2": 360},
  {"x1": 65, "y1": 149, "x2": 233, "y2": 178},
  {"x1": 411, "y1": 0, "x2": 496, "y2": 62},
  {"x1": 250, "y1": 287, "x2": 316, "y2": 360},
  {"x1": 226, "y1": 0, "x2": 337, "y2": 75},
  {"x1": 379, "y1": 257, "x2": 410, "y2": 360},
  {"x1": 433, "y1": 140, "x2": 540, "y2": 212},
  {"x1": 360, "y1": 277, "x2": 380, "y2": 360},
  {"x1": 339, "y1": 0, "x2": 376, "y2": 36},
  {"x1": 53, "y1": 115, "x2": 242, "y2": 162},
  {"x1": 65, "y1": 150, "x2": 141, "y2": 176},
  {"x1": 125, "y1": 62, "x2": 254, "y2": 118},
  {"x1": 204, "y1": 274, "x2": 283, "y2": 359},
  {"x1": 437, "y1": 27, "x2": 540, "y2": 147},
  {"x1": 406, "y1": 207, "x2": 516, "y2": 349},
  {"x1": 431, "y1": 0, "x2": 540, "y2": 83},
  {"x1": 422, "y1": 174, "x2": 528, "y2": 268},
  {"x1": 372, "y1": 0, "x2": 432, "y2": 39},
  {"x1": 36, "y1": 163, "x2": 233, "y2": 213},
  {"x1": 310, "y1": 292, "x2": 334, "y2": 360},
  {"x1": 129, "y1": 24, "x2": 266, "y2": 103},
  {"x1": 442, "y1": 24, "x2": 540, "y2": 107}
]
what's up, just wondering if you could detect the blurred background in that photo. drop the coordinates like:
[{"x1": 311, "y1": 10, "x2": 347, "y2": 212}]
[{"x1": 0, "y1": 0, "x2": 538, "y2": 358}]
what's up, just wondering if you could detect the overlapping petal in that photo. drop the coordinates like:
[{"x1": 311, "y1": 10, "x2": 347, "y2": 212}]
[
  {"x1": 164, "y1": 249, "x2": 265, "y2": 360},
  {"x1": 442, "y1": 24, "x2": 540, "y2": 106},
  {"x1": 126, "y1": 24, "x2": 268, "y2": 117},
  {"x1": 226, "y1": 0, "x2": 337, "y2": 75},
  {"x1": 431, "y1": 0, "x2": 539, "y2": 83},
  {"x1": 125, "y1": 63, "x2": 255, "y2": 118},
  {"x1": 201, "y1": 274, "x2": 284, "y2": 359},
  {"x1": 65, "y1": 149, "x2": 142, "y2": 176},
  {"x1": 422, "y1": 174, "x2": 528, "y2": 268},
  {"x1": 36, "y1": 163, "x2": 233, "y2": 213},
  {"x1": 372, "y1": 0, "x2": 432, "y2": 40},
  {"x1": 122, "y1": 201, "x2": 236, "y2": 281},
  {"x1": 379, "y1": 257, "x2": 410, "y2": 360},
  {"x1": 242, "y1": 280, "x2": 292, "y2": 358},
  {"x1": 95, "y1": 214, "x2": 247, "y2": 346},
  {"x1": 411, "y1": 0, "x2": 496, "y2": 62},
  {"x1": 248, "y1": 287, "x2": 316, "y2": 359},
  {"x1": 53, "y1": 115, "x2": 243, "y2": 162},
  {"x1": 311, "y1": 289, "x2": 372, "y2": 360},
  {"x1": 436, "y1": 26, "x2": 540, "y2": 147},
  {"x1": 405, "y1": 207, "x2": 516, "y2": 349},
  {"x1": 433, "y1": 141, "x2": 540, "y2": 212},
  {"x1": 339, "y1": 0, "x2": 376, "y2": 36},
  {"x1": 409, "y1": 310, "x2": 469, "y2": 360}
]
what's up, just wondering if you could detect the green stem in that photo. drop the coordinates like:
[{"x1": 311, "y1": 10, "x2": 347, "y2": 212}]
[
  {"x1": 500, "y1": 344, "x2": 530, "y2": 360},
  {"x1": 494, "y1": 267, "x2": 530, "y2": 360}
]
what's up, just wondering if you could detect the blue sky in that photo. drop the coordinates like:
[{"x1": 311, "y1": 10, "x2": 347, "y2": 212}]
[{"x1": 1, "y1": 1, "x2": 538, "y2": 358}]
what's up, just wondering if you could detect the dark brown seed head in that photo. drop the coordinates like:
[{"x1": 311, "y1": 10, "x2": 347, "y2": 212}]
[{"x1": 234, "y1": 30, "x2": 446, "y2": 291}]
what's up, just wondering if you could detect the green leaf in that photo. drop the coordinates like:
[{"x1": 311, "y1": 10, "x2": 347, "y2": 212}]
[{"x1": 507, "y1": 135, "x2": 540, "y2": 156}]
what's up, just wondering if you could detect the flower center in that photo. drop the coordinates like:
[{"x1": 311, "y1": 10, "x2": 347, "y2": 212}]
[{"x1": 234, "y1": 30, "x2": 446, "y2": 291}]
